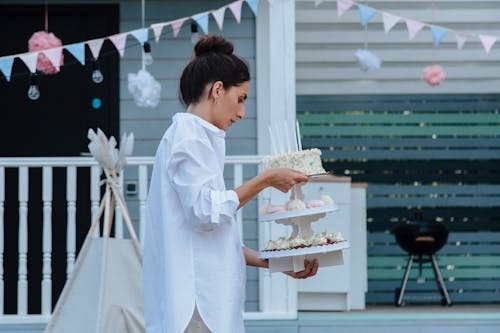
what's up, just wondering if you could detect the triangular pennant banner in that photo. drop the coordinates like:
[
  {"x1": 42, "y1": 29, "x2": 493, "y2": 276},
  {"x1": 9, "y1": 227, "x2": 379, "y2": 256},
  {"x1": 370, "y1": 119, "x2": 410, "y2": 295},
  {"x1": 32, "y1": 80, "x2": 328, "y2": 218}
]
[
  {"x1": 337, "y1": 0, "x2": 354, "y2": 17},
  {"x1": 358, "y1": 5, "x2": 376, "y2": 27},
  {"x1": 130, "y1": 28, "x2": 149, "y2": 45},
  {"x1": 479, "y1": 34, "x2": 497, "y2": 54},
  {"x1": 245, "y1": 0, "x2": 259, "y2": 16},
  {"x1": 65, "y1": 42, "x2": 85, "y2": 65},
  {"x1": 431, "y1": 26, "x2": 448, "y2": 47},
  {"x1": 212, "y1": 7, "x2": 226, "y2": 30},
  {"x1": 43, "y1": 47, "x2": 63, "y2": 72},
  {"x1": 170, "y1": 18, "x2": 188, "y2": 38},
  {"x1": 382, "y1": 12, "x2": 399, "y2": 34},
  {"x1": 455, "y1": 33, "x2": 467, "y2": 50},
  {"x1": 405, "y1": 19, "x2": 425, "y2": 41},
  {"x1": 315, "y1": 0, "x2": 324, "y2": 6},
  {"x1": 150, "y1": 23, "x2": 167, "y2": 43},
  {"x1": 192, "y1": 12, "x2": 209, "y2": 34},
  {"x1": 19, "y1": 52, "x2": 38, "y2": 73},
  {"x1": 0, "y1": 56, "x2": 15, "y2": 81},
  {"x1": 87, "y1": 39, "x2": 105, "y2": 59},
  {"x1": 228, "y1": 0, "x2": 243, "y2": 24},
  {"x1": 109, "y1": 33, "x2": 128, "y2": 57}
]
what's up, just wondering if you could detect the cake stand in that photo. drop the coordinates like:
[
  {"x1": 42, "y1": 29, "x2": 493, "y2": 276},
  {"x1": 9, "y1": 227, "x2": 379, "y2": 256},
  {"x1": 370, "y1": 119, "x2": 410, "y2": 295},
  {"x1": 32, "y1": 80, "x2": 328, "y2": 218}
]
[{"x1": 259, "y1": 182, "x2": 351, "y2": 272}]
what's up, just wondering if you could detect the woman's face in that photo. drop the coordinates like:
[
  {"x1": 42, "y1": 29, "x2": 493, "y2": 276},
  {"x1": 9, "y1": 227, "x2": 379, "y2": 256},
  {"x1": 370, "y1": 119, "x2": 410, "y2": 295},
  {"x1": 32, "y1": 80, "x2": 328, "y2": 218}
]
[{"x1": 212, "y1": 81, "x2": 249, "y2": 131}]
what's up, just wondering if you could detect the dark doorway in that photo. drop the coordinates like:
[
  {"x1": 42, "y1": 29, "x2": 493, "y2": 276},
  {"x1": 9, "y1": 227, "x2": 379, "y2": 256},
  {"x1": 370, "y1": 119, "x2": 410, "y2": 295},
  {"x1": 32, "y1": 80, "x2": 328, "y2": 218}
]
[{"x1": 0, "y1": 4, "x2": 119, "y2": 313}]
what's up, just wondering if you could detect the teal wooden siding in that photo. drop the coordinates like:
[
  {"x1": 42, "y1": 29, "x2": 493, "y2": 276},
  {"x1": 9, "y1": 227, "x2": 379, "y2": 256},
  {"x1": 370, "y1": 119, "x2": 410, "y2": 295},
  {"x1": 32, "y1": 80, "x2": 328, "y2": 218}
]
[{"x1": 297, "y1": 94, "x2": 500, "y2": 304}]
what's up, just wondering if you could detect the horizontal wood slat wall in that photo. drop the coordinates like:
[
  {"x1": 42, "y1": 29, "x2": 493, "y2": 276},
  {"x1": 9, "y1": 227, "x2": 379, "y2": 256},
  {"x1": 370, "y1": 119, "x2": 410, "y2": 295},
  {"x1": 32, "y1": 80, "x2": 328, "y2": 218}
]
[{"x1": 297, "y1": 94, "x2": 500, "y2": 304}]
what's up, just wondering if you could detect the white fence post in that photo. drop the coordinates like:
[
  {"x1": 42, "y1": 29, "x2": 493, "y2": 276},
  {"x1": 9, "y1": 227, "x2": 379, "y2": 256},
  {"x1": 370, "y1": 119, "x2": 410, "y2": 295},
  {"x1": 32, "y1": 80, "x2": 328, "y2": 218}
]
[
  {"x1": 42, "y1": 167, "x2": 53, "y2": 315},
  {"x1": 66, "y1": 167, "x2": 77, "y2": 279},
  {"x1": 18, "y1": 167, "x2": 28, "y2": 315},
  {"x1": 138, "y1": 165, "x2": 148, "y2": 247}
]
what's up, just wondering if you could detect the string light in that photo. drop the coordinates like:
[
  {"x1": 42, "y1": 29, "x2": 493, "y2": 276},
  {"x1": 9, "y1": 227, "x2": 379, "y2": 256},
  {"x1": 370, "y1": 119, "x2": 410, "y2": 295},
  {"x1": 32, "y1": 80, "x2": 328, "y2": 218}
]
[
  {"x1": 190, "y1": 22, "x2": 198, "y2": 44},
  {"x1": 142, "y1": 42, "x2": 153, "y2": 66},
  {"x1": 27, "y1": 73, "x2": 40, "y2": 100},
  {"x1": 91, "y1": 58, "x2": 104, "y2": 84}
]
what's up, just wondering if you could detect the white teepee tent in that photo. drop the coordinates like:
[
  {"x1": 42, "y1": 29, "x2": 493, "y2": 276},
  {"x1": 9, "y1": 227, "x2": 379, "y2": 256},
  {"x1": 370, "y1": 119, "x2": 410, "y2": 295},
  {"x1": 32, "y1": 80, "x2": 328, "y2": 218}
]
[{"x1": 45, "y1": 130, "x2": 145, "y2": 333}]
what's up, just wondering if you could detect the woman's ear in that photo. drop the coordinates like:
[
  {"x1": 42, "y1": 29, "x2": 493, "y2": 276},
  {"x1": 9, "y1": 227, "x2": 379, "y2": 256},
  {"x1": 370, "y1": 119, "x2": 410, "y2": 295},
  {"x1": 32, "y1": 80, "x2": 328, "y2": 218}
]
[{"x1": 211, "y1": 81, "x2": 224, "y2": 100}]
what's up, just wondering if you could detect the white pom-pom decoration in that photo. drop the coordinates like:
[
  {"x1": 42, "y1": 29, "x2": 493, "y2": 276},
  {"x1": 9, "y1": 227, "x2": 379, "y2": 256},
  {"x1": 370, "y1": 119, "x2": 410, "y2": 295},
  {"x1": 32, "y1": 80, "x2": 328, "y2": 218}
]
[
  {"x1": 127, "y1": 69, "x2": 161, "y2": 108},
  {"x1": 354, "y1": 49, "x2": 382, "y2": 72}
]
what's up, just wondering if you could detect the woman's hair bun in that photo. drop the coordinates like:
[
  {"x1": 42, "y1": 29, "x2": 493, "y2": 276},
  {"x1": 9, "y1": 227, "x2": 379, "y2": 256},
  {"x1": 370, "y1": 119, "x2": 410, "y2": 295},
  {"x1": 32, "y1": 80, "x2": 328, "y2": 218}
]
[{"x1": 194, "y1": 34, "x2": 234, "y2": 57}]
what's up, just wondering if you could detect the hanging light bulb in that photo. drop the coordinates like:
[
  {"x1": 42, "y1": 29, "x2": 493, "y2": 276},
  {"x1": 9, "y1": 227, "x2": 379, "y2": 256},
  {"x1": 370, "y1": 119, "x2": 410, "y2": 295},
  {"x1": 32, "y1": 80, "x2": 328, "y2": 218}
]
[
  {"x1": 191, "y1": 22, "x2": 198, "y2": 44},
  {"x1": 27, "y1": 73, "x2": 40, "y2": 100},
  {"x1": 91, "y1": 58, "x2": 104, "y2": 84},
  {"x1": 143, "y1": 42, "x2": 153, "y2": 66}
]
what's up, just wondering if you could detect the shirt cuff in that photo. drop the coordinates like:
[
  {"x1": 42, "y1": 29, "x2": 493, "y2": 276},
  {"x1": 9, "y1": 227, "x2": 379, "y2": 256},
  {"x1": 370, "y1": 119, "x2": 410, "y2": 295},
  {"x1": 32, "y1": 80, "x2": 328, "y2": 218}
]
[{"x1": 209, "y1": 190, "x2": 240, "y2": 225}]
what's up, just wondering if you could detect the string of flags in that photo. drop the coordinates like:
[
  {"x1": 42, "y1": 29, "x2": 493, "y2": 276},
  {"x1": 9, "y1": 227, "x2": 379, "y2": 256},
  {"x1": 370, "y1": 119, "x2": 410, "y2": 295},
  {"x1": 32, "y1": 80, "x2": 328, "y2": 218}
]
[
  {"x1": 330, "y1": 0, "x2": 498, "y2": 53},
  {"x1": 0, "y1": 0, "x2": 259, "y2": 84},
  {"x1": 0, "y1": 0, "x2": 498, "y2": 94}
]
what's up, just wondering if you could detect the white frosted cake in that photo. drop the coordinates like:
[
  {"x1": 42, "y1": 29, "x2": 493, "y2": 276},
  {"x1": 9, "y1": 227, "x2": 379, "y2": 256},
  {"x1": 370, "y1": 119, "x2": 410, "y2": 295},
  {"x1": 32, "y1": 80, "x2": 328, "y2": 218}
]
[
  {"x1": 263, "y1": 231, "x2": 345, "y2": 252},
  {"x1": 263, "y1": 148, "x2": 326, "y2": 175}
]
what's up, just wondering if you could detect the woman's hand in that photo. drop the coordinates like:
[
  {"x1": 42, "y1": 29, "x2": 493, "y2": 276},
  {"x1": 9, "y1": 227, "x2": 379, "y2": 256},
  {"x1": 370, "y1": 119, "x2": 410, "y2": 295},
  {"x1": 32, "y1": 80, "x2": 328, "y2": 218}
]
[
  {"x1": 283, "y1": 259, "x2": 319, "y2": 279},
  {"x1": 263, "y1": 168, "x2": 309, "y2": 193}
]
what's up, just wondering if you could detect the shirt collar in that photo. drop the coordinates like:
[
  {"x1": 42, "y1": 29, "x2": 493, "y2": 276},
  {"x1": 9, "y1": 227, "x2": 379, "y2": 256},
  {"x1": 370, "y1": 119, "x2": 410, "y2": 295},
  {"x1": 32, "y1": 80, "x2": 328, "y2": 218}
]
[{"x1": 173, "y1": 112, "x2": 226, "y2": 138}]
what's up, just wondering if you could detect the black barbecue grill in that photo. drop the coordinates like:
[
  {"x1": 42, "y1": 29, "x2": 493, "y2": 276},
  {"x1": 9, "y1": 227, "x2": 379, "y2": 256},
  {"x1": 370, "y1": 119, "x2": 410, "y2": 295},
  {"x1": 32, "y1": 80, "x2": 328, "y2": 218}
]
[{"x1": 392, "y1": 213, "x2": 452, "y2": 306}]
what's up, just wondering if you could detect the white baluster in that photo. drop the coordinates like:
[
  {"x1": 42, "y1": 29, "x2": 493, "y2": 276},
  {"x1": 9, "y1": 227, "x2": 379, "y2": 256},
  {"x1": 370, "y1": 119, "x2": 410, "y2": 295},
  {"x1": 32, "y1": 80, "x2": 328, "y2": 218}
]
[
  {"x1": 66, "y1": 167, "x2": 76, "y2": 279},
  {"x1": 234, "y1": 164, "x2": 243, "y2": 241},
  {"x1": 18, "y1": 167, "x2": 28, "y2": 315},
  {"x1": 42, "y1": 167, "x2": 53, "y2": 315},
  {"x1": 90, "y1": 166, "x2": 101, "y2": 238},
  {"x1": 114, "y1": 172, "x2": 124, "y2": 239},
  {"x1": 0, "y1": 167, "x2": 4, "y2": 315},
  {"x1": 138, "y1": 165, "x2": 148, "y2": 247}
]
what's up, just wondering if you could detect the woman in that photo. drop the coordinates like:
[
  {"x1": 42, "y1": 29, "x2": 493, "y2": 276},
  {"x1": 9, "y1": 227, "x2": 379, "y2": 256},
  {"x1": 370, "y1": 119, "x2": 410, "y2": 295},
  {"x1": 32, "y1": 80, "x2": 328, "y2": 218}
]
[{"x1": 143, "y1": 34, "x2": 318, "y2": 333}]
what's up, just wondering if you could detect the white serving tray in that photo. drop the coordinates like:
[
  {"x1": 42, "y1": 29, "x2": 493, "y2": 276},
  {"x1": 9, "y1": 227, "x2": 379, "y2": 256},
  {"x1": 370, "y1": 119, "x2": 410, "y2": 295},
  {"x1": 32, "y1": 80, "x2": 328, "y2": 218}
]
[
  {"x1": 259, "y1": 241, "x2": 351, "y2": 272},
  {"x1": 259, "y1": 240, "x2": 350, "y2": 259},
  {"x1": 259, "y1": 204, "x2": 338, "y2": 222}
]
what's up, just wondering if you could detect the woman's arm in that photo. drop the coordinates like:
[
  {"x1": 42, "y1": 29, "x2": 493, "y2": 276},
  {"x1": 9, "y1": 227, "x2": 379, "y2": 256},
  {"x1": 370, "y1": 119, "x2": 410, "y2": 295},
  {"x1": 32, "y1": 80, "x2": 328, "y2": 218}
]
[
  {"x1": 243, "y1": 246, "x2": 319, "y2": 278},
  {"x1": 234, "y1": 168, "x2": 309, "y2": 209}
]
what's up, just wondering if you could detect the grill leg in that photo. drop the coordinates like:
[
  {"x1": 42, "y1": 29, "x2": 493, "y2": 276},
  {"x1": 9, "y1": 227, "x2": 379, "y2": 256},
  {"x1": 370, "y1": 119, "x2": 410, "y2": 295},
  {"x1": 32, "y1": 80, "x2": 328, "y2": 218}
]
[
  {"x1": 430, "y1": 254, "x2": 452, "y2": 306},
  {"x1": 397, "y1": 254, "x2": 414, "y2": 306}
]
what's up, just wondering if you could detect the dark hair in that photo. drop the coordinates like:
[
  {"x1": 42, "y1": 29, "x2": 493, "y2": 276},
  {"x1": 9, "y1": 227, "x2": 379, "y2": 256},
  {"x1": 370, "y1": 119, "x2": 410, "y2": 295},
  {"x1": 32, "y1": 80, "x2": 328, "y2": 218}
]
[{"x1": 179, "y1": 34, "x2": 250, "y2": 106}]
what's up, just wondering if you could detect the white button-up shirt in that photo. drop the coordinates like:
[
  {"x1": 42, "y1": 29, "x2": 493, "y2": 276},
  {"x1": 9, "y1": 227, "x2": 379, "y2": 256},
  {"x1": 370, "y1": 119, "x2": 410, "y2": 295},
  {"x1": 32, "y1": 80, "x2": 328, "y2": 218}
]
[{"x1": 143, "y1": 112, "x2": 245, "y2": 333}]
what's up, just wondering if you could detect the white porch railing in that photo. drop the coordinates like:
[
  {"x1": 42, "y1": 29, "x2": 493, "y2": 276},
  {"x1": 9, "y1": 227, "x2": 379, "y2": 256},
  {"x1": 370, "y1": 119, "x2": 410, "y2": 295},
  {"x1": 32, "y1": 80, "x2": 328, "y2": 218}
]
[{"x1": 0, "y1": 155, "x2": 289, "y2": 326}]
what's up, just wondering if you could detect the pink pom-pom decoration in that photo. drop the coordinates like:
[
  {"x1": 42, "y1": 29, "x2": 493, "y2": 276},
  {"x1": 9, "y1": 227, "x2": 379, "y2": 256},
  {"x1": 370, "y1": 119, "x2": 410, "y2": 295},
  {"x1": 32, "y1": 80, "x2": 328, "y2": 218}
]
[
  {"x1": 28, "y1": 31, "x2": 64, "y2": 74},
  {"x1": 422, "y1": 64, "x2": 446, "y2": 87}
]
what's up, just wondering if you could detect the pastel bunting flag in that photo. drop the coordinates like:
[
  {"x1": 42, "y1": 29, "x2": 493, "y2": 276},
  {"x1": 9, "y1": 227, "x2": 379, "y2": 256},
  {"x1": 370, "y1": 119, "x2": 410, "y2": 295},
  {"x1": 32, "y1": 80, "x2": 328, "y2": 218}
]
[
  {"x1": 170, "y1": 18, "x2": 188, "y2": 38},
  {"x1": 43, "y1": 47, "x2": 63, "y2": 72},
  {"x1": 87, "y1": 38, "x2": 105, "y2": 59},
  {"x1": 151, "y1": 23, "x2": 167, "y2": 42},
  {"x1": 131, "y1": 28, "x2": 149, "y2": 45},
  {"x1": 455, "y1": 33, "x2": 467, "y2": 49},
  {"x1": 337, "y1": 0, "x2": 354, "y2": 17},
  {"x1": 358, "y1": 5, "x2": 376, "y2": 27},
  {"x1": 315, "y1": 0, "x2": 324, "y2": 6},
  {"x1": 192, "y1": 12, "x2": 209, "y2": 34},
  {"x1": 19, "y1": 52, "x2": 38, "y2": 73},
  {"x1": 0, "y1": 56, "x2": 15, "y2": 81},
  {"x1": 212, "y1": 6, "x2": 226, "y2": 30},
  {"x1": 109, "y1": 33, "x2": 128, "y2": 57},
  {"x1": 405, "y1": 19, "x2": 425, "y2": 41},
  {"x1": 65, "y1": 42, "x2": 85, "y2": 65},
  {"x1": 431, "y1": 26, "x2": 448, "y2": 47},
  {"x1": 382, "y1": 12, "x2": 399, "y2": 34},
  {"x1": 479, "y1": 34, "x2": 497, "y2": 54},
  {"x1": 245, "y1": 0, "x2": 259, "y2": 16},
  {"x1": 228, "y1": 0, "x2": 243, "y2": 24}
]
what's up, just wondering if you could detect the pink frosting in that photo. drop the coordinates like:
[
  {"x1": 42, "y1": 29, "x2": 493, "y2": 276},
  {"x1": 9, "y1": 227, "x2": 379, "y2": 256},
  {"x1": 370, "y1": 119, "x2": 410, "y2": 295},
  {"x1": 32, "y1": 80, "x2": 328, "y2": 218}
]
[{"x1": 306, "y1": 199, "x2": 326, "y2": 208}]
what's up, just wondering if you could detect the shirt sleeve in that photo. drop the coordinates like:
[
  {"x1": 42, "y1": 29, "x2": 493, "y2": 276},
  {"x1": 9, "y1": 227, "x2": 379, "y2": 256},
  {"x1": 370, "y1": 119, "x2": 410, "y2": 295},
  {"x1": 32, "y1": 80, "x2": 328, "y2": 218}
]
[{"x1": 167, "y1": 137, "x2": 240, "y2": 231}]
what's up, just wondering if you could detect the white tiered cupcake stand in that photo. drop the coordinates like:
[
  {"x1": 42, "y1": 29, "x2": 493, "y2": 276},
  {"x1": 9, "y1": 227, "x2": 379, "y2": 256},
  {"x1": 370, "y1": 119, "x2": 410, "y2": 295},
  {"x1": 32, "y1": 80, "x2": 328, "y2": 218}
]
[{"x1": 259, "y1": 179, "x2": 351, "y2": 272}]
